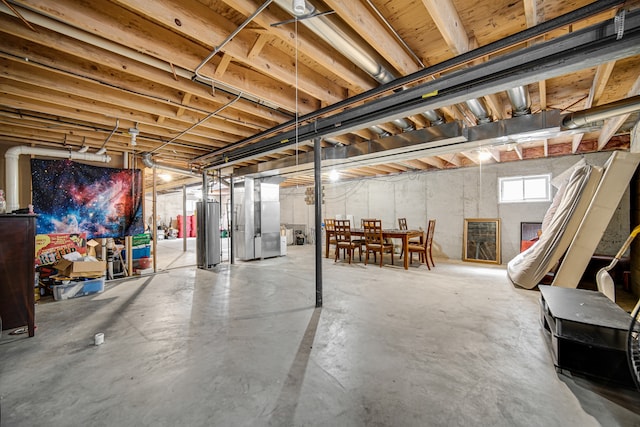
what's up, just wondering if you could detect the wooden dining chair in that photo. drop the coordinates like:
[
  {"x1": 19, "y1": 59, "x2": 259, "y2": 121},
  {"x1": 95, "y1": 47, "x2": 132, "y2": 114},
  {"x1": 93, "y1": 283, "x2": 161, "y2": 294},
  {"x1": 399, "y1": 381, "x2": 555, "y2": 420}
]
[
  {"x1": 398, "y1": 217, "x2": 421, "y2": 258},
  {"x1": 425, "y1": 219, "x2": 436, "y2": 267},
  {"x1": 325, "y1": 218, "x2": 337, "y2": 255},
  {"x1": 407, "y1": 219, "x2": 436, "y2": 269},
  {"x1": 363, "y1": 219, "x2": 394, "y2": 267},
  {"x1": 334, "y1": 219, "x2": 358, "y2": 264},
  {"x1": 349, "y1": 218, "x2": 369, "y2": 260}
]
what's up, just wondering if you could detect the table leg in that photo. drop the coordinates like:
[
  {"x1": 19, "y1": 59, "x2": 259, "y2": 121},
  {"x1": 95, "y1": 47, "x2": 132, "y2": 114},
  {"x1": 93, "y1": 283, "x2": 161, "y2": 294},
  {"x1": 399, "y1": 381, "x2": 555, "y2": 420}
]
[
  {"x1": 403, "y1": 235, "x2": 409, "y2": 270},
  {"x1": 325, "y1": 231, "x2": 331, "y2": 258}
]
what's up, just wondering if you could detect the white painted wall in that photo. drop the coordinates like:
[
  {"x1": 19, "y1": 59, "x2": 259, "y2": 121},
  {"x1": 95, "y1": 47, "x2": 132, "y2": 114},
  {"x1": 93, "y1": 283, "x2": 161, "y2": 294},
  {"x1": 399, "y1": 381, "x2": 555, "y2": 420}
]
[{"x1": 280, "y1": 152, "x2": 631, "y2": 264}]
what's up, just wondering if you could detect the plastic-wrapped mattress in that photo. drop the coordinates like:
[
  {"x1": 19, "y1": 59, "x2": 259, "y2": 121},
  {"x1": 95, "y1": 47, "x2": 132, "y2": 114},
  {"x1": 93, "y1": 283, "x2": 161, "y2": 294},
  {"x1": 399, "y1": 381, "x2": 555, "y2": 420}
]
[{"x1": 507, "y1": 163, "x2": 603, "y2": 289}]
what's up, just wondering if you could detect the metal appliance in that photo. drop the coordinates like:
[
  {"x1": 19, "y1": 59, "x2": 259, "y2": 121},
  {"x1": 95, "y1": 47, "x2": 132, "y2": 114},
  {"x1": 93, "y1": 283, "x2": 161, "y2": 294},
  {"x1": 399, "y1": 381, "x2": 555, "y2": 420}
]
[
  {"x1": 233, "y1": 177, "x2": 281, "y2": 260},
  {"x1": 196, "y1": 200, "x2": 221, "y2": 269}
]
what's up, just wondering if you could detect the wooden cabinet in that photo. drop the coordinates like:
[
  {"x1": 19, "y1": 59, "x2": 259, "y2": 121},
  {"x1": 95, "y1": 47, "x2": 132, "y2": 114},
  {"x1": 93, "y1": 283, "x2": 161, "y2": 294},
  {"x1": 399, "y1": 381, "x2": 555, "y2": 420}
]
[{"x1": 0, "y1": 214, "x2": 36, "y2": 337}]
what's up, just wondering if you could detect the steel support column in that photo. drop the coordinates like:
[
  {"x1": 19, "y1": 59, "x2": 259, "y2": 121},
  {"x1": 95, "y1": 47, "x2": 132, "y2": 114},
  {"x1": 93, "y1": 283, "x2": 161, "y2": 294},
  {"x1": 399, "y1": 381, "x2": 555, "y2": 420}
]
[{"x1": 314, "y1": 137, "x2": 323, "y2": 307}]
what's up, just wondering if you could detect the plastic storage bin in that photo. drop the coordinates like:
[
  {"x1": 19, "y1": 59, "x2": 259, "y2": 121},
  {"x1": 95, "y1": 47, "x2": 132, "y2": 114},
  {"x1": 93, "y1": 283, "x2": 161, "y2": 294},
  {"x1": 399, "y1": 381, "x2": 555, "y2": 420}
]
[{"x1": 52, "y1": 276, "x2": 105, "y2": 301}]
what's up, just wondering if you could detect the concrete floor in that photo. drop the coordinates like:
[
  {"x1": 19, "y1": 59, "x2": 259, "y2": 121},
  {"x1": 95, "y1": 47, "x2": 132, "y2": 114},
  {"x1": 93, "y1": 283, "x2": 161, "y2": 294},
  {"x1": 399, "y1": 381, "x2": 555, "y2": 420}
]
[{"x1": 1, "y1": 241, "x2": 640, "y2": 426}]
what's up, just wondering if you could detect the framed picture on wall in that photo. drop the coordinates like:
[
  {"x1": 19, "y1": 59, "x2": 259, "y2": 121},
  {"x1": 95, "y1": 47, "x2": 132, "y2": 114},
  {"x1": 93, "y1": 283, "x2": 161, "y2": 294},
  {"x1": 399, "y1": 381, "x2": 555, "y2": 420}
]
[
  {"x1": 520, "y1": 222, "x2": 542, "y2": 252},
  {"x1": 463, "y1": 218, "x2": 501, "y2": 264}
]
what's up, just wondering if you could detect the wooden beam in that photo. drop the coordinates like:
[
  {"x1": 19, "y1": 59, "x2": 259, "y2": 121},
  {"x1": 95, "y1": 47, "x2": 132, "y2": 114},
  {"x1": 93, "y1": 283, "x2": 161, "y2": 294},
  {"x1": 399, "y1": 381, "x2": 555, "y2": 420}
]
[
  {"x1": 420, "y1": 0, "x2": 469, "y2": 55},
  {"x1": 213, "y1": 53, "x2": 232, "y2": 78},
  {"x1": 247, "y1": 33, "x2": 269, "y2": 60},
  {"x1": 488, "y1": 148, "x2": 501, "y2": 162},
  {"x1": 571, "y1": 133, "x2": 584, "y2": 154},
  {"x1": 0, "y1": 57, "x2": 257, "y2": 138},
  {"x1": 543, "y1": 139, "x2": 548, "y2": 157},
  {"x1": 214, "y1": 0, "x2": 373, "y2": 91},
  {"x1": 439, "y1": 153, "x2": 462, "y2": 167},
  {"x1": 590, "y1": 61, "x2": 616, "y2": 106},
  {"x1": 514, "y1": 144, "x2": 523, "y2": 160},
  {"x1": 176, "y1": 92, "x2": 192, "y2": 117},
  {"x1": 0, "y1": 22, "x2": 296, "y2": 120},
  {"x1": 538, "y1": 80, "x2": 547, "y2": 111},
  {"x1": 598, "y1": 75, "x2": 640, "y2": 150},
  {"x1": 461, "y1": 151, "x2": 480, "y2": 164},
  {"x1": 418, "y1": 156, "x2": 446, "y2": 169},
  {"x1": 523, "y1": 0, "x2": 544, "y2": 28},
  {"x1": 15, "y1": 0, "x2": 341, "y2": 107},
  {"x1": 483, "y1": 94, "x2": 504, "y2": 120},
  {"x1": 323, "y1": 0, "x2": 419, "y2": 75}
]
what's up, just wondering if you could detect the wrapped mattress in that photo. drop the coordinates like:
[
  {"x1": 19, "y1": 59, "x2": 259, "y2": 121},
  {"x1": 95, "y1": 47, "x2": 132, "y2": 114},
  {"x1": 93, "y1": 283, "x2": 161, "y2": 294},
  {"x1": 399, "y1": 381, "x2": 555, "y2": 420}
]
[{"x1": 507, "y1": 163, "x2": 603, "y2": 289}]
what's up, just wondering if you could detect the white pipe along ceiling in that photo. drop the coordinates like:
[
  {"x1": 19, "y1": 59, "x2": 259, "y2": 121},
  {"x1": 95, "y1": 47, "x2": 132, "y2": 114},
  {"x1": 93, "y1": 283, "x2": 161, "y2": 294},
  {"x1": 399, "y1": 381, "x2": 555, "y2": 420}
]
[{"x1": 4, "y1": 146, "x2": 111, "y2": 212}]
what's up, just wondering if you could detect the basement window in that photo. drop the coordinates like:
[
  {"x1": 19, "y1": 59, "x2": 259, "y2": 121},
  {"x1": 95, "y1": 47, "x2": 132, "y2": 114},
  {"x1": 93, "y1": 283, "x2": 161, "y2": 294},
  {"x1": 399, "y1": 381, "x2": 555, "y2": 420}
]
[{"x1": 499, "y1": 174, "x2": 551, "y2": 203}]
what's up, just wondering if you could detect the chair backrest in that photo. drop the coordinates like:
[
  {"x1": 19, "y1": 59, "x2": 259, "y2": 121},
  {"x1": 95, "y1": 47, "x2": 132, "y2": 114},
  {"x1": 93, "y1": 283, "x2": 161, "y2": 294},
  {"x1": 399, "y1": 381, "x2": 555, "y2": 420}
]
[
  {"x1": 398, "y1": 218, "x2": 408, "y2": 230},
  {"x1": 334, "y1": 219, "x2": 352, "y2": 243},
  {"x1": 325, "y1": 218, "x2": 335, "y2": 231},
  {"x1": 363, "y1": 219, "x2": 383, "y2": 245},
  {"x1": 425, "y1": 219, "x2": 436, "y2": 248}
]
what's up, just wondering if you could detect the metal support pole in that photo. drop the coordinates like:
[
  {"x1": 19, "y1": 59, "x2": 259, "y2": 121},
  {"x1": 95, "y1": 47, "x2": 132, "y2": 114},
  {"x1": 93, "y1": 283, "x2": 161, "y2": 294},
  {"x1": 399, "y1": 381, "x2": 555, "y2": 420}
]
[
  {"x1": 230, "y1": 173, "x2": 235, "y2": 265},
  {"x1": 218, "y1": 169, "x2": 223, "y2": 261},
  {"x1": 182, "y1": 184, "x2": 187, "y2": 252},
  {"x1": 314, "y1": 137, "x2": 323, "y2": 307},
  {"x1": 202, "y1": 172, "x2": 209, "y2": 265},
  {"x1": 152, "y1": 167, "x2": 157, "y2": 273}
]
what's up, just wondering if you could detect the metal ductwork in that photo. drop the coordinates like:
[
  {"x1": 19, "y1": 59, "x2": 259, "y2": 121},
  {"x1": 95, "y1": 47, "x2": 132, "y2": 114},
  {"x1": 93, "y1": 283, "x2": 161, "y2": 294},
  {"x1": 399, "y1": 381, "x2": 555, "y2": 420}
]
[
  {"x1": 465, "y1": 98, "x2": 492, "y2": 124},
  {"x1": 272, "y1": 0, "x2": 425, "y2": 133},
  {"x1": 141, "y1": 153, "x2": 201, "y2": 177},
  {"x1": 422, "y1": 110, "x2": 445, "y2": 125},
  {"x1": 369, "y1": 125, "x2": 391, "y2": 137},
  {"x1": 4, "y1": 146, "x2": 112, "y2": 212},
  {"x1": 562, "y1": 95, "x2": 640, "y2": 129},
  {"x1": 272, "y1": 0, "x2": 539, "y2": 128},
  {"x1": 507, "y1": 87, "x2": 532, "y2": 117}
]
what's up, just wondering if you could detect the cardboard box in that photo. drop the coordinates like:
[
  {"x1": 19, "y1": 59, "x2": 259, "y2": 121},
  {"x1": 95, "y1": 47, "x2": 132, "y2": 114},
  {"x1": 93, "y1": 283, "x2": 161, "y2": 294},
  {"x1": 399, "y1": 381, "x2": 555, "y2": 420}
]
[
  {"x1": 52, "y1": 276, "x2": 105, "y2": 301},
  {"x1": 53, "y1": 259, "x2": 106, "y2": 278},
  {"x1": 35, "y1": 233, "x2": 87, "y2": 266},
  {"x1": 86, "y1": 239, "x2": 99, "y2": 257}
]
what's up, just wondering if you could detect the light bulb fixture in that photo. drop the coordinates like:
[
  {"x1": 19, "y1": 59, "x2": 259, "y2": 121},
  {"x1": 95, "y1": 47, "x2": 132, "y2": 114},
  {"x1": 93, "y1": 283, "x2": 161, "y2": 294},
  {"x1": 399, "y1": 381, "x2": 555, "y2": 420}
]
[
  {"x1": 478, "y1": 150, "x2": 493, "y2": 161},
  {"x1": 329, "y1": 169, "x2": 339, "y2": 182},
  {"x1": 292, "y1": 0, "x2": 305, "y2": 16},
  {"x1": 159, "y1": 173, "x2": 172, "y2": 182},
  {"x1": 129, "y1": 127, "x2": 139, "y2": 146},
  {"x1": 77, "y1": 145, "x2": 89, "y2": 153},
  {"x1": 96, "y1": 147, "x2": 107, "y2": 155}
]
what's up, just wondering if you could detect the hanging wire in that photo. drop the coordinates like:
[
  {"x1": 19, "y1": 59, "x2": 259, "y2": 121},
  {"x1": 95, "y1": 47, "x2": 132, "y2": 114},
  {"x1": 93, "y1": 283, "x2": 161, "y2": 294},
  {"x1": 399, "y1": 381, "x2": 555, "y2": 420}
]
[{"x1": 295, "y1": 17, "x2": 299, "y2": 181}]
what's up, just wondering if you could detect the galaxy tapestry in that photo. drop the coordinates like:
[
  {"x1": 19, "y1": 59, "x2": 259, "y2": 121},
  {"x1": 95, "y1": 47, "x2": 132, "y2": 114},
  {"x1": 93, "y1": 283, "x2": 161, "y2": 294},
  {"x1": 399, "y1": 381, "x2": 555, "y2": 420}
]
[{"x1": 31, "y1": 159, "x2": 144, "y2": 239}]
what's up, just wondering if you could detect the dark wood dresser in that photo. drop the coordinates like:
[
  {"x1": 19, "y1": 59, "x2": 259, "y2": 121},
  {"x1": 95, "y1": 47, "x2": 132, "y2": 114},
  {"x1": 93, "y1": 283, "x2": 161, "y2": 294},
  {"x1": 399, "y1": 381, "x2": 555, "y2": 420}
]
[{"x1": 0, "y1": 214, "x2": 37, "y2": 337}]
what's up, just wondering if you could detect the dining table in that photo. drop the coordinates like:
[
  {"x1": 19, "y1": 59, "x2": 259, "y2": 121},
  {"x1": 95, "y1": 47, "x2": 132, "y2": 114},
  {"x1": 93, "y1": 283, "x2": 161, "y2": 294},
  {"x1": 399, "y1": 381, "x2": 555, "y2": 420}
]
[{"x1": 325, "y1": 227, "x2": 423, "y2": 270}]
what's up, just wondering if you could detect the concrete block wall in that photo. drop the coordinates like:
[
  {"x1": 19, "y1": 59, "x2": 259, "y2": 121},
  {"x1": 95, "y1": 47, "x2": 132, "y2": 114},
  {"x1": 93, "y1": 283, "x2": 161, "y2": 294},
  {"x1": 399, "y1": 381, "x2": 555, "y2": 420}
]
[{"x1": 280, "y1": 151, "x2": 630, "y2": 264}]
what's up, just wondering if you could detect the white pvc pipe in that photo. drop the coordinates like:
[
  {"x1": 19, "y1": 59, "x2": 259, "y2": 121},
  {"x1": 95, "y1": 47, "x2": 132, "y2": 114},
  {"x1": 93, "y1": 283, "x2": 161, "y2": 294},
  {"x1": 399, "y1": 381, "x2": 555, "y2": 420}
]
[{"x1": 4, "y1": 145, "x2": 111, "y2": 212}]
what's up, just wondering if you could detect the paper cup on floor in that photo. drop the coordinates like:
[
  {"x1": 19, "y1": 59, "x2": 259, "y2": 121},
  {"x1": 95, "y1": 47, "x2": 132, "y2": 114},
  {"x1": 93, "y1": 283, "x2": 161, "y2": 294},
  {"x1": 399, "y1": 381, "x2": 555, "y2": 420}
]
[{"x1": 94, "y1": 333, "x2": 105, "y2": 346}]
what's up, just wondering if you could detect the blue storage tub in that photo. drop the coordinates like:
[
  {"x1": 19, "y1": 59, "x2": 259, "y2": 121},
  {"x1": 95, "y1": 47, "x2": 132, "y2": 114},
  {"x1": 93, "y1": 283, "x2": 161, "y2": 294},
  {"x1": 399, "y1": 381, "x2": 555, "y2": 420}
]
[{"x1": 52, "y1": 276, "x2": 105, "y2": 301}]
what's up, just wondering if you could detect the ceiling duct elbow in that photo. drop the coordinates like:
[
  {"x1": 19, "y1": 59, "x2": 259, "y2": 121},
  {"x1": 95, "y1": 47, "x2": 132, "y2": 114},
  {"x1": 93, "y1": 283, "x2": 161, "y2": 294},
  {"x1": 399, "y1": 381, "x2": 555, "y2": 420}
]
[
  {"x1": 142, "y1": 153, "x2": 200, "y2": 177},
  {"x1": 465, "y1": 98, "x2": 492, "y2": 124},
  {"x1": 369, "y1": 125, "x2": 391, "y2": 137},
  {"x1": 392, "y1": 118, "x2": 414, "y2": 132},
  {"x1": 422, "y1": 110, "x2": 445, "y2": 125},
  {"x1": 507, "y1": 86, "x2": 532, "y2": 117}
]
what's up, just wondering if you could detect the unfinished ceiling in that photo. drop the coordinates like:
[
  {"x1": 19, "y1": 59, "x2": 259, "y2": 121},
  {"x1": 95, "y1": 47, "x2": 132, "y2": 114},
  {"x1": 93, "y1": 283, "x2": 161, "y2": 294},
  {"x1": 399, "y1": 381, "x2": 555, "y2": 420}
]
[{"x1": 1, "y1": 0, "x2": 640, "y2": 189}]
